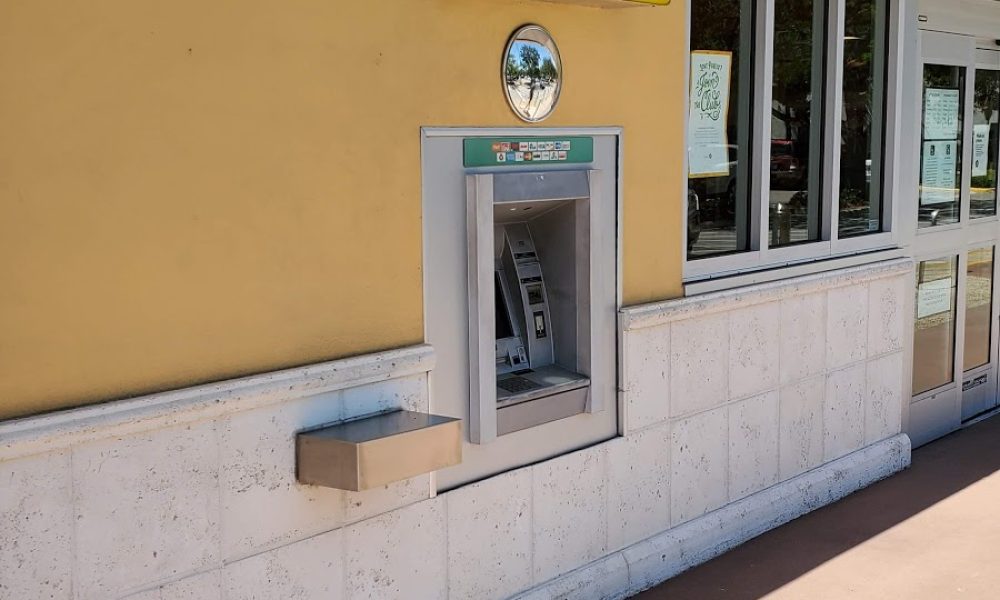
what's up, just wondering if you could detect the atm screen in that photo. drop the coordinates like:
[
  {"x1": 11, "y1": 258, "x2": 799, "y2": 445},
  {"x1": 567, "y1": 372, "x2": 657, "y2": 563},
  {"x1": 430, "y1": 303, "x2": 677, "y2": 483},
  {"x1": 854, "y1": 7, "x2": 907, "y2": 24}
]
[{"x1": 495, "y1": 272, "x2": 515, "y2": 340}]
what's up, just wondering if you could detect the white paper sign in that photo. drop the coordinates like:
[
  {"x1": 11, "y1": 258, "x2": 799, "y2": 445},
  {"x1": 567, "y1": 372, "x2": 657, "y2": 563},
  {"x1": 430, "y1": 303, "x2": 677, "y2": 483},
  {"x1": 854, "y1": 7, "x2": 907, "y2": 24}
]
[
  {"x1": 688, "y1": 51, "x2": 732, "y2": 178},
  {"x1": 917, "y1": 277, "x2": 953, "y2": 319},
  {"x1": 921, "y1": 140, "x2": 958, "y2": 205},
  {"x1": 924, "y1": 88, "x2": 961, "y2": 140},
  {"x1": 973, "y1": 124, "x2": 990, "y2": 177}
]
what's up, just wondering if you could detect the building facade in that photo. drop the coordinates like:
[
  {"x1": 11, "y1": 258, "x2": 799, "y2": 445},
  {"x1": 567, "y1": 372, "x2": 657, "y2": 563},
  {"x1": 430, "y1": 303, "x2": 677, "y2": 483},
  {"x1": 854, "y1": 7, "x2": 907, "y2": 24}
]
[{"x1": 0, "y1": 0, "x2": 997, "y2": 598}]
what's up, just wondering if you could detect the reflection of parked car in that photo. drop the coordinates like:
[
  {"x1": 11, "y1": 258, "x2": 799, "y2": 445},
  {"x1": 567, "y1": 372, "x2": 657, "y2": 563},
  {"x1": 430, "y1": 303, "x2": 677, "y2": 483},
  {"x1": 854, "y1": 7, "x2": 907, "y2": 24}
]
[
  {"x1": 687, "y1": 189, "x2": 701, "y2": 252},
  {"x1": 770, "y1": 139, "x2": 804, "y2": 190}
]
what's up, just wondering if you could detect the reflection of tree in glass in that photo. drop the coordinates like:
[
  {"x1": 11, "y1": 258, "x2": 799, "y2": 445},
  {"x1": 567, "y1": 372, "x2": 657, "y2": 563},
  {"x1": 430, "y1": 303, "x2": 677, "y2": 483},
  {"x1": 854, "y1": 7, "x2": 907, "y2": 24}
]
[
  {"x1": 975, "y1": 71, "x2": 1000, "y2": 123},
  {"x1": 840, "y1": 0, "x2": 877, "y2": 213},
  {"x1": 541, "y1": 58, "x2": 557, "y2": 82},
  {"x1": 519, "y1": 45, "x2": 541, "y2": 80},
  {"x1": 771, "y1": 0, "x2": 819, "y2": 195},
  {"x1": 972, "y1": 70, "x2": 999, "y2": 203},
  {"x1": 510, "y1": 43, "x2": 558, "y2": 112},
  {"x1": 506, "y1": 55, "x2": 521, "y2": 84}
]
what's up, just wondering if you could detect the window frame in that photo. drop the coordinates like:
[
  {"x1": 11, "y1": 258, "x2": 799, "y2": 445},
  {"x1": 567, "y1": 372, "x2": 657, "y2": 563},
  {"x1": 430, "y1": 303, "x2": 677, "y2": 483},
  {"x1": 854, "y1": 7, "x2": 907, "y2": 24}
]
[{"x1": 683, "y1": 0, "x2": 903, "y2": 282}]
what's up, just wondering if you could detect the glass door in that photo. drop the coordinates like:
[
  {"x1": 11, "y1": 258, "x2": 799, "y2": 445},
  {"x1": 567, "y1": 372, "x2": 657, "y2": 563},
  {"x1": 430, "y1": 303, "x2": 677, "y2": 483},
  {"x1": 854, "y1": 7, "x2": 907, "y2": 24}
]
[{"x1": 909, "y1": 31, "x2": 1000, "y2": 445}]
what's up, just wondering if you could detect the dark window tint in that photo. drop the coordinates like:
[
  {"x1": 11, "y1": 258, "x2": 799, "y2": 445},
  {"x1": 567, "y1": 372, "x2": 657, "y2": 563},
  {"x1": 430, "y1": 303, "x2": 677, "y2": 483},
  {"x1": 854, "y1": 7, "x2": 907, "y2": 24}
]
[
  {"x1": 687, "y1": 0, "x2": 754, "y2": 260},
  {"x1": 838, "y1": 0, "x2": 889, "y2": 237}
]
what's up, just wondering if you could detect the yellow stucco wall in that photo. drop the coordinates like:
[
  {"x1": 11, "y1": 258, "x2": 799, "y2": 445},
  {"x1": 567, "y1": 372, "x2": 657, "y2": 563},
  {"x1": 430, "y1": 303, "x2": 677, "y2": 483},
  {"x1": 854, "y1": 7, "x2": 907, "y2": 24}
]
[{"x1": 0, "y1": 0, "x2": 686, "y2": 419}]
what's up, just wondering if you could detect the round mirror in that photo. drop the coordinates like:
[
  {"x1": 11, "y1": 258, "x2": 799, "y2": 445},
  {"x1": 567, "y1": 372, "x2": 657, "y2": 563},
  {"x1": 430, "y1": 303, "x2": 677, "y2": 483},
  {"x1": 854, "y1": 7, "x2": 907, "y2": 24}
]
[{"x1": 502, "y1": 25, "x2": 562, "y2": 123}]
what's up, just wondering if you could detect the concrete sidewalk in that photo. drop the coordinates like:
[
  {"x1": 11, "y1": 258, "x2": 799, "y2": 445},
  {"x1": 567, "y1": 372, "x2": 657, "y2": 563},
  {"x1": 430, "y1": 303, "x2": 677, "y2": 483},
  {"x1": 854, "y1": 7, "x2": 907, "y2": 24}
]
[{"x1": 636, "y1": 414, "x2": 1000, "y2": 600}]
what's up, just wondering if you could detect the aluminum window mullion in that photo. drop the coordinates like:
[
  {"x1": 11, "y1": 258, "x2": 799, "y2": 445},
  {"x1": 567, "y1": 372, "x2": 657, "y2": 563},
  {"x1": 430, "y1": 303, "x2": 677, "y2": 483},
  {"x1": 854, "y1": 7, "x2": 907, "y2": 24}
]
[
  {"x1": 824, "y1": 0, "x2": 845, "y2": 243},
  {"x1": 954, "y1": 250, "x2": 970, "y2": 391},
  {"x1": 755, "y1": 0, "x2": 775, "y2": 258},
  {"x1": 960, "y1": 61, "x2": 975, "y2": 225},
  {"x1": 882, "y1": 0, "x2": 907, "y2": 242}
]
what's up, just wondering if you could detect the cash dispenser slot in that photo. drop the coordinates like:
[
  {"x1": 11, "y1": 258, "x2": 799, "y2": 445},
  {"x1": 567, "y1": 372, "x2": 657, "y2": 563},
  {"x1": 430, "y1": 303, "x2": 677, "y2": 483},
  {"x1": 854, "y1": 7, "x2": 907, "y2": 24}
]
[{"x1": 467, "y1": 169, "x2": 600, "y2": 442}]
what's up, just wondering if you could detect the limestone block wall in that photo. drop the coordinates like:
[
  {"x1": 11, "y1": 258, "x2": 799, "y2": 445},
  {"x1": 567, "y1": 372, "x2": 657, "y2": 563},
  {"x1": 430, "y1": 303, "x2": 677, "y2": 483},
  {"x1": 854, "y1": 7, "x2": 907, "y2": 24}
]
[
  {"x1": 619, "y1": 257, "x2": 912, "y2": 535},
  {"x1": 0, "y1": 260, "x2": 912, "y2": 600}
]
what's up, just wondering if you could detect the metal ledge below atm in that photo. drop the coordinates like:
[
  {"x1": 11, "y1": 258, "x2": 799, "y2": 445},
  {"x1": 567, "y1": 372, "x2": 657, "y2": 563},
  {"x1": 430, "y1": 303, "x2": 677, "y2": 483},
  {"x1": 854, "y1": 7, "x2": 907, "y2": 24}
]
[
  {"x1": 296, "y1": 410, "x2": 462, "y2": 491},
  {"x1": 497, "y1": 369, "x2": 591, "y2": 436}
]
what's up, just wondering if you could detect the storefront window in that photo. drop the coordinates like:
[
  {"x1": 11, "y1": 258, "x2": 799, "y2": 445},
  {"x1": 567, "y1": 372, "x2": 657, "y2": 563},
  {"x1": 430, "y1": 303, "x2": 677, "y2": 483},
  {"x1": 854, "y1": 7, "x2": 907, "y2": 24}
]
[
  {"x1": 769, "y1": 0, "x2": 825, "y2": 247},
  {"x1": 687, "y1": 0, "x2": 754, "y2": 260},
  {"x1": 839, "y1": 0, "x2": 889, "y2": 237},
  {"x1": 913, "y1": 257, "x2": 958, "y2": 395},
  {"x1": 918, "y1": 65, "x2": 965, "y2": 228},
  {"x1": 685, "y1": 0, "x2": 895, "y2": 278},
  {"x1": 964, "y1": 247, "x2": 994, "y2": 371},
  {"x1": 971, "y1": 70, "x2": 1000, "y2": 219}
]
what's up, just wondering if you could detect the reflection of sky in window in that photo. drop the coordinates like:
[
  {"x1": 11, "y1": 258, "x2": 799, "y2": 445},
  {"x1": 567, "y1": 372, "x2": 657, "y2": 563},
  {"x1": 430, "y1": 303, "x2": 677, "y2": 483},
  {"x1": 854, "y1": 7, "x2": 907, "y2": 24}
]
[{"x1": 510, "y1": 41, "x2": 554, "y2": 68}]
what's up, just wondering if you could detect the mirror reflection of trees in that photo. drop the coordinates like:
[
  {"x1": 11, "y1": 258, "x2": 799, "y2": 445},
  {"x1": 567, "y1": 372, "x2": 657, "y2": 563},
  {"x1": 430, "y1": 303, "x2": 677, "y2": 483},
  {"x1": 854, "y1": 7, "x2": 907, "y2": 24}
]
[{"x1": 504, "y1": 37, "x2": 560, "y2": 121}]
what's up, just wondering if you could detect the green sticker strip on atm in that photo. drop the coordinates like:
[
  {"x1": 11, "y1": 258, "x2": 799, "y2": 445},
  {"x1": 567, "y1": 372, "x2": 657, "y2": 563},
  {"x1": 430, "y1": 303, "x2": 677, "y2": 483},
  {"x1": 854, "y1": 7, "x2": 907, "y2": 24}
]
[{"x1": 463, "y1": 137, "x2": 594, "y2": 167}]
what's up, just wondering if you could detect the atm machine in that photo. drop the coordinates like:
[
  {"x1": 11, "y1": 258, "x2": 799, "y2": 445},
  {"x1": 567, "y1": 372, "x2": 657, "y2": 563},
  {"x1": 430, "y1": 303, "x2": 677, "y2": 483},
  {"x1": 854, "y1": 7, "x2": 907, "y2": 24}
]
[
  {"x1": 494, "y1": 223, "x2": 589, "y2": 403},
  {"x1": 480, "y1": 171, "x2": 594, "y2": 438},
  {"x1": 422, "y1": 131, "x2": 619, "y2": 490}
]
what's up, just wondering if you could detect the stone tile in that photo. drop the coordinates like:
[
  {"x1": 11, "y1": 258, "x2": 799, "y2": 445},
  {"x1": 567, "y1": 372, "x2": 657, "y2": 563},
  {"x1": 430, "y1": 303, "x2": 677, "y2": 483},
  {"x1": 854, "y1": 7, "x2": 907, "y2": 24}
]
[
  {"x1": 607, "y1": 424, "x2": 671, "y2": 551},
  {"x1": 340, "y1": 374, "x2": 427, "y2": 421},
  {"x1": 225, "y1": 530, "x2": 342, "y2": 599},
  {"x1": 779, "y1": 375, "x2": 825, "y2": 480},
  {"x1": 780, "y1": 292, "x2": 827, "y2": 385},
  {"x1": 623, "y1": 325, "x2": 671, "y2": 431},
  {"x1": 670, "y1": 312, "x2": 730, "y2": 416},
  {"x1": 73, "y1": 422, "x2": 220, "y2": 599},
  {"x1": 0, "y1": 451, "x2": 73, "y2": 600},
  {"x1": 344, "y1": 498, "x2": 446, "y2": 600},
  {"x1": 728, "y1": 391, "x2": 779, "y2": 500},
  {"x1": 824, "y1": 364, "x2": 867, "y2": 461},
  {"x1": 826, "y1": 284, "x2": 869, "y2": 369},
  {"x1": 670, "y1": 407, "x2": 728, "y2": 526},
  {"x1": 729, "y1": 303, "x2": 780, "y2": 400},
  {"x1": 158, "y1": 570, "x2": 223, "y2": 599},
  {"x1": 342, "y1": 475, "x2": 429, "y2": 525},
  {"x1": 868, "y1": 276, "x2": 906, "y2": 357},
  {"x1": 866, "y1": 352, "x2": 904, "y2": 445},
  {"x1": 123, "y1": 589, "x2": 162, "y2": 600},
  {"x1": 446, "y1": 469, "x2": 532, "y2": 600},
  {"x1": 219, "y1": 391, "x2": 344, "y2": 560},
  {"x1": 126, "y1": 571, "x2": 223, "y2": 600},
  {"x1": 531, "y1": 445, "x2": 608, "y2": 584}
]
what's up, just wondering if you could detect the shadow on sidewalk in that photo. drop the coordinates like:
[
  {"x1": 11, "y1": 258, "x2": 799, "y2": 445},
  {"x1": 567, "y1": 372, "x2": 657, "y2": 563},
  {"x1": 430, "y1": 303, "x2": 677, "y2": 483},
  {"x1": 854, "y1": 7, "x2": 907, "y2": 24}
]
[{"x1": 636, "y1": 415, "x2": 1000, "y2": 600}]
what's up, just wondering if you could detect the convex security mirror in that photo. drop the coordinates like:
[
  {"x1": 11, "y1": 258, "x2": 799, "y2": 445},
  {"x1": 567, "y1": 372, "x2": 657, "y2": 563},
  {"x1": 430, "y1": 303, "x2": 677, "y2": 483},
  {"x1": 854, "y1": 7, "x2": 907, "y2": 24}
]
[
  {"x1": 502, "y1": 25, "x2": 561, "y2": 122},
  {"x1": 468, "y1": 170, "x2": 604, "y2": 443}
]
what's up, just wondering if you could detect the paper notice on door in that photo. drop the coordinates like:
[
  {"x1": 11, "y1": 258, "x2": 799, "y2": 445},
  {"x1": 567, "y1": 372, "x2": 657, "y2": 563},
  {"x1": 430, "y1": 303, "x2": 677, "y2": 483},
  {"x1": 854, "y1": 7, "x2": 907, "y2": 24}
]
[
  {"x1": 921, "y1": 140, "x2": 958, "y2": 205},
  {"x1": 688, "y1": 51, "x2": 732, "y2": 178},
  {"x1": 924, "y1": 88, "x2": 961, "y2": 140},
  {"x1": 917, "y1": 277, "x2": 953, "y2": 319},
  {"x1": 973, "y1": 124, "x2": 990, "y2": 177}
]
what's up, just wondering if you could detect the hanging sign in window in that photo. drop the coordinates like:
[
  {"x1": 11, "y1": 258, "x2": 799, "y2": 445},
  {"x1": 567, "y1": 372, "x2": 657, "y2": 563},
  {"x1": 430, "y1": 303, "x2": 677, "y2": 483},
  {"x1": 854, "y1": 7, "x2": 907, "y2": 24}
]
[
  {"x1": 916, "y1": 276, "x2": 953, "y2": 319},
  {"x1": 688, "y1": 50, "x2": 732, "y2": 178},
  {"x1": 973, "y1": 124, "x2": 990, "y2": 177},
  {"x1": 921, "y1": 140, "x2": 958, "y2": 205},
  {"x1": 923, "y1": 88, "x2": 961, "y2": 140}
]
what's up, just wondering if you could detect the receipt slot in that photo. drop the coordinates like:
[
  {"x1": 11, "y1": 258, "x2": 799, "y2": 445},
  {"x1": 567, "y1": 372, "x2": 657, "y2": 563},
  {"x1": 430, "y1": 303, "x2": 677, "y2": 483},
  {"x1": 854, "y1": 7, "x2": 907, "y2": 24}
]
[{"x1": 422, "y1": 130, "x2": 619, "y2": 489}]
